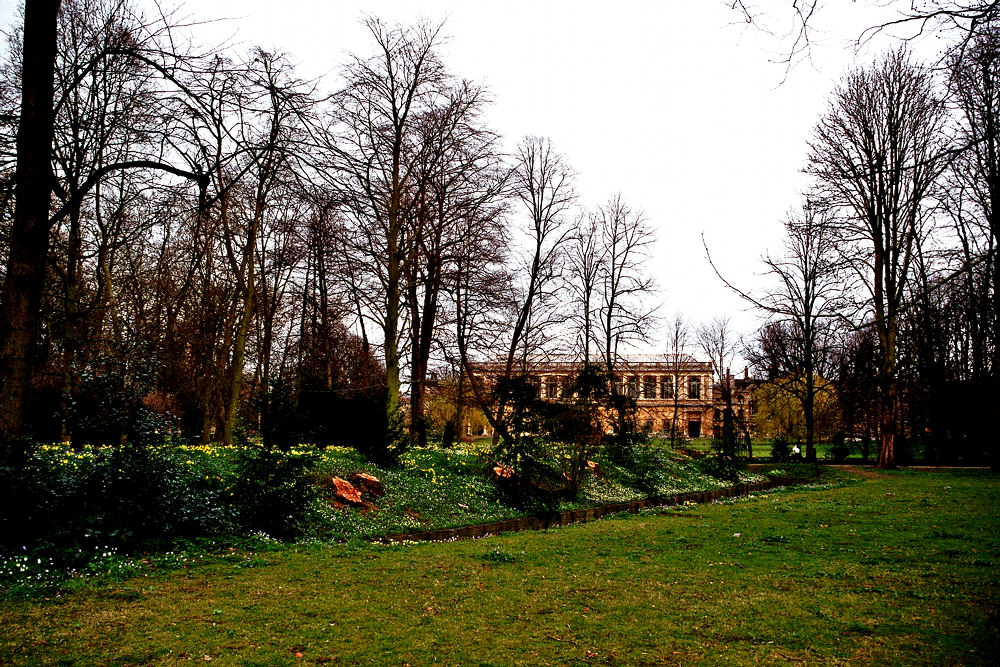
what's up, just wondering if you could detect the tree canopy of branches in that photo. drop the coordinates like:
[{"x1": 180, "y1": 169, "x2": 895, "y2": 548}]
[
  {"x1": 734, "y1": 1, "x2": 1000, "y2": 67},
  {"x1": 595, "y1": 194, "x2": 657, "y2": 374},
  {"x1": 806, "y1": 47, "x2": 947, "y2": 468},
  {"x1": 469, "y1": 136, "x2": 576, "y2": 448},
  {"x1": 0, "y1": 4, "x2": 670, "y2": 474},
  {"x1": 321, "y1": 17, "x2": 452, "y2": 461},
  {"x1": 744, "y1": 204, "x2": 843, "y2": 463},
  {"x1": 947, "y1": 20, "x2": 1000, "y2": 380},
  {"x1": 0, "y1": 0, "x2": 218, "y2": 457}
]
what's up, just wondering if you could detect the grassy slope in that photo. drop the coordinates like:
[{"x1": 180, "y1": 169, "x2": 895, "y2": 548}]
[
  {"x1": 312, "y1": 444, "x2": 762, "y2": 540},
  {"x1": 1, "y1": 467, "x2": 997, "y2": 666}
]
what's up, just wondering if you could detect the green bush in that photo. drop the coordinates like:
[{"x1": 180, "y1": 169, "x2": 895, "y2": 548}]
[
  {"x1": 770, "y1": 435, "x2": 792, "y2": 462},
  {"x1": 0, "y1": 437, "x2": 325, "y2": 574},
  {"x1": 230, "y1": 446, "x2": 321, "y2": 539},
  {"x1": 605, "y1": 435, "x2": 671, "y2": 496},
  {"x1": 0, "y1": 440, "x2": 233, "y2": 568},
  {"x1": 491, "y1": 435, "x2": 562, "y2": 514},
  {"x1": 828, "y1": 439, "x2": 852, "y2": 464},
  {"x1": 694, "y1": 455, "x2": 741, "y2": 483},
  {"x1": 712, "y1": 406, "x2": 739, "y2": 459}
]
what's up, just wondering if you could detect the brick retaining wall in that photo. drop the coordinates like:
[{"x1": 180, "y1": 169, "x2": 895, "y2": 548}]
[{"x1": 375, "y1": 479, "x2": 784, "y2": 544}]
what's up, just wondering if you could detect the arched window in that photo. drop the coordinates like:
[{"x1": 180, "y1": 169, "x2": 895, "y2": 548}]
[{"x1": 688, "y1": 376, "x2": 701, "y2": 400}]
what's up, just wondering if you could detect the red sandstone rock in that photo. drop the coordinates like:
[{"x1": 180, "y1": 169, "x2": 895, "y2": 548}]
[
  {"x1": 332, "y1": 476, "x2": 363, "y2": 506},
  {"x1": 352, "y1": 472, "x2": 385, "y2": 497},
  {"x1": 493, "y1": 464, "x2": 514, "y2": 478}
]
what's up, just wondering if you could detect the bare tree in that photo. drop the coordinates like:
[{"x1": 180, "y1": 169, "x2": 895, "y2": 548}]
[
  {"x1": 663, "y1": 312, "x2": 690, "y2": 446},
  {"x1": 590, "y1": 194, "x2": 657, "y2": 437},
  {"x1": 403, "y1": 81, "x2": 506, "y2": 448},
  {"x1": 697, "y1": 316, "x2": 739, "y2": 457},
  {"x1": 449, "y1": 136, "x2": 575, "y2": 448},
  {"x1": 719, "y1": 203, "x2": 844, "y2": 462},
  {"x1": 216, "y1": 50, "x2": 316, "y2": 447},
  {"x1": 507, "y1": 136, "x2": 576, "y2": 368},
  {"x1": 0, "y1": 0, "x2": 229, "y2": 452},
  {"x1": 323, "y1": 17, "x2": 449, "y2": 460},
  {"x1": 450, "y1": 167, "x2": 517, "y2": 444},
  {"x1": 47, "y1": 0, "x2": 165, "y2": 437},
  {"x1": 806, "y1": 47, "x2": 948, "y2": 468},
  {"x1": 565, "y1": 210, "x2": 603, "y2": 365},
  {"x1": 596, "y1": 194, "x2": 657, "y2": 373},
  {"x1": 947, "y1": 21, "x2": 1000, "y2": 380},
  {"x1": 478, "y1": 136, "x2": 575, "y2": 446}
]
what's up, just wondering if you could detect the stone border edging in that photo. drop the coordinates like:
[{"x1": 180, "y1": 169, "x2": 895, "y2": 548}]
[{"x1": 374, "y1": 479, "x2": 786, "y2": 545}]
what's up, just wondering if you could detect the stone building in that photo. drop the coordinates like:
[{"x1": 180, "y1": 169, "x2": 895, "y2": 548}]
[{"x1": 468, "y1": 354, "x2": 717, "y2": 439}]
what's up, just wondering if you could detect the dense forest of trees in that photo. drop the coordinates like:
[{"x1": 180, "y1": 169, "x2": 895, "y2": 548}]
[
  {"x1": 0, "y1": 0, "x2": 997, "y2": 474},
  {"x1": 0, "y1": 1, "x2": 665, "y2": 467},
  {"x1": 742, "y1": 22, "x2": 998, "y2": 467}
]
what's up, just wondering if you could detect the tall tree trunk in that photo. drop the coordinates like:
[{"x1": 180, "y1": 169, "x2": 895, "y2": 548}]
[
  {"x1": 804, "y1": 374, "x2": 817, "y2": 464},
  {"x1": 993, "y1": 239, "x2": 1000, "y2": 472},
  {"x1": 0, "y1": 0, "x2": 62, "y2": 458},
  {"x1": 877, "y1": 382, "x2": 898, "y2": 468},
  {"x1": 451, "y1": 369, "x2": 466, "y2": 448},
  {"x1": 223, "y1": 283, "x2": 254, "y2": 448},
  {"x1": 408, "y1": 283, "x2": 425, "y2": 449},
  {"x1": 408, "y1": 272, "x2": 441, "y2": 450},
  {"x1": 804, "y1": 386, "x2": 818, "y2": 473},
  {"x1": 877, "y1": 324, "x2": 898, "y2": 469},
  {"x1": 58, "y1": 203, "x2": 83, "y2": 443},
  {"x1": 383, "y1": 226, "x2": 402, "y2": 458}
]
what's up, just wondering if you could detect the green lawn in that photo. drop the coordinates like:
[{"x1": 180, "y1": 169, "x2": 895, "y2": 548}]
[
  {"x1": 679, "y1": 437, "x2": 883, "y2": 463},
  {"x1": 1, "y1": 466, "x2": 997, "y2": 666}
]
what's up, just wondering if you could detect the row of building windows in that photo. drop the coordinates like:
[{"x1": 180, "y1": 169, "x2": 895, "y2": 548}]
[{"x1": 541, "y1": 375, "x2": 704, "y2": 401}]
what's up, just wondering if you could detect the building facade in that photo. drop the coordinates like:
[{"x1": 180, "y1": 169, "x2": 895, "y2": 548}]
[{"x1": 469, "y1": 355, "x2": 717, "y2": 439}]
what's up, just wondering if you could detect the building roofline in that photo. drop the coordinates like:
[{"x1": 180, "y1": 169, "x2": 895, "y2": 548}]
[{"x1": 471, "y1": 353, "x2": 712, "y2": 373}]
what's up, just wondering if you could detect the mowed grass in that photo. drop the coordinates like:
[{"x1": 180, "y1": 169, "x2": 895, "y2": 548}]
[{"x1": 1, "y1": 467, "x2": 997, "y2": 666}]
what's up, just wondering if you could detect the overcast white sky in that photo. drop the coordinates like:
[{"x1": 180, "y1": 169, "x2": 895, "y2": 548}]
[{"x1": 0, "y1": 0, "x2": 944, "y2": 362}]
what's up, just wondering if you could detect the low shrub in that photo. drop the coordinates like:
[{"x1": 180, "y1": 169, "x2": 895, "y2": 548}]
[
  {"x1": 230, "y1": 446, "x2": 321, "y2": 539},
  {"x1": 770, "y1": 435, "x2": 792, "y2": 462},
  {"x1": 827, "y1": 439, "x2": 852, "y2": 464},
  {"x1": 694, "y1": 455, "x2": 742, "y2": 483},
  {"x1": 0, "y1": 440, "x2": 324, "y2": 575},
  {"x1": 609, "y1": 438, "x2": 672, "y2": 496},
  {"x1": 491, "y1": 436, "x2": 563, "y2": 514},
  {"x1": 0, "y1": 441, "x2": 233, "y2": 568}
]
